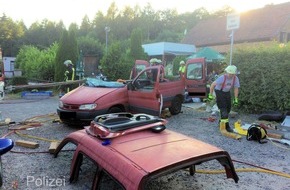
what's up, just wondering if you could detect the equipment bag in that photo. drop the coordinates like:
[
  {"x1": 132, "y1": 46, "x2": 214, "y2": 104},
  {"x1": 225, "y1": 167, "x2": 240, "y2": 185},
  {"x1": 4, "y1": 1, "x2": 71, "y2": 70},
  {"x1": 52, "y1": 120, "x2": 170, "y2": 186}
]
[{"x1": 246, "y1": 124, "x2": 267, "y2": 144}]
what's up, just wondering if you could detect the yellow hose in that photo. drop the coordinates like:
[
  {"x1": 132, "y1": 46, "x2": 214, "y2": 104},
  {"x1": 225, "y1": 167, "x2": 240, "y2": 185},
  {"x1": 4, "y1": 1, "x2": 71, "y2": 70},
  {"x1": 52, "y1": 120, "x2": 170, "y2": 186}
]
[
  {"x1": 220, "y1": 122, "x2": 242, "y2": 140},
  {"x1": 195, "y1": 168, "x2": 290, "y2": 179},
  {"x1": 234, "y1": 120, "x2": 247, "y2": 136}
]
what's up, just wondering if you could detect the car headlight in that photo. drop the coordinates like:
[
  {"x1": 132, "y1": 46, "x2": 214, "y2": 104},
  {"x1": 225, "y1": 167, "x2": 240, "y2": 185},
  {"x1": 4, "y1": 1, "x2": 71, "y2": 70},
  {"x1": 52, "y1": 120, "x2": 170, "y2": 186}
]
[
  {"x1": 59, "y1": 101, "x2": 63, "y2": 108},
  {"x1": 79, "y1": 103, "x2": 97, "y2": 110}
]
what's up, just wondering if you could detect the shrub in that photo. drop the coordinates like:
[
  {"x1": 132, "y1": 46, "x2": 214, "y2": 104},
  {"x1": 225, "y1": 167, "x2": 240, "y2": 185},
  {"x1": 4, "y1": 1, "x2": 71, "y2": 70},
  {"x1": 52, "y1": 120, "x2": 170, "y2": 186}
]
[{"x1": 232, "y1": 42, "x2": 290, "y2": 113}]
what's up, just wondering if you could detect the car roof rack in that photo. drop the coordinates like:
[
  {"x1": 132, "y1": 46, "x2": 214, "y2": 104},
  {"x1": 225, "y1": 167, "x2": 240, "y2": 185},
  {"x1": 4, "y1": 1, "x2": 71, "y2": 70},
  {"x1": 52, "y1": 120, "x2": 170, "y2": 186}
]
[{"x1": 86, "y1": 112, "x2": 167, "y2": 139}]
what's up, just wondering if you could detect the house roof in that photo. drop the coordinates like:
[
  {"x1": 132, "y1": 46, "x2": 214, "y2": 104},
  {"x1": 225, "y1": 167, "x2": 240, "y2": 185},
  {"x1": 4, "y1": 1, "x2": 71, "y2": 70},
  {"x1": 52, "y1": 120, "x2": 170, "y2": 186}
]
[
  {"x1": 182, "y1": 2, "x2": 290, "y2": 47},
  {"x1": 142, "y1": 42, "x2": 196, "y2": 56}
]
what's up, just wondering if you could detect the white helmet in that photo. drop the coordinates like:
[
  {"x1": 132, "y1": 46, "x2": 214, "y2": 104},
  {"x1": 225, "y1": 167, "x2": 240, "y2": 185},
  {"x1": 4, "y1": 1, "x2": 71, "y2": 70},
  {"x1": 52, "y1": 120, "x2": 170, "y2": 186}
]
[
  {"x1": 64, "y1": 60, "x2": 73, "y2": 66},
  {"x1": 180, "y1": 60, "x2": 185, "y2": 65},
  {"x1": 225, "y1": 65, "x2": 237, "y2": 74},
  {"x1": 150, "y1": 58, "x2": 158, "y2": 64}
]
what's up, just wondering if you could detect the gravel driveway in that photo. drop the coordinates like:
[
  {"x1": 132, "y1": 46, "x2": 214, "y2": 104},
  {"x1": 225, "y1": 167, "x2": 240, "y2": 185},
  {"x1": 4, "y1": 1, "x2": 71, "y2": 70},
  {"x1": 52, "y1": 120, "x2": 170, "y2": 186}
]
[{"x1": 0, "y1": 96, "x2": 289, "y2": 189}]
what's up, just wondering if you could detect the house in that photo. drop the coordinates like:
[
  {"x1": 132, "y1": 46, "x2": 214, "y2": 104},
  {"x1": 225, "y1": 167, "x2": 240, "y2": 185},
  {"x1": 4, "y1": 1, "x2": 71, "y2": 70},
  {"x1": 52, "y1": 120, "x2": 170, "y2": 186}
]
[
  {"x1": 182, "y1": 2, "x2": 290, "y2": 53},
  {"x1": 2, "y1": 57, "x2": 22, "y2": 78}
]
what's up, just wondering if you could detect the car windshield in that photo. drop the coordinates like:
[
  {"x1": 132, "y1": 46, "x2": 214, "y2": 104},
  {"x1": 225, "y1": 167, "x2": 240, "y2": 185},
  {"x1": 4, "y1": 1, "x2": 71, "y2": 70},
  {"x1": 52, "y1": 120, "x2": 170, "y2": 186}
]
[{"x1": 84, "y1": 77, "x2": 125, "y2": 88}]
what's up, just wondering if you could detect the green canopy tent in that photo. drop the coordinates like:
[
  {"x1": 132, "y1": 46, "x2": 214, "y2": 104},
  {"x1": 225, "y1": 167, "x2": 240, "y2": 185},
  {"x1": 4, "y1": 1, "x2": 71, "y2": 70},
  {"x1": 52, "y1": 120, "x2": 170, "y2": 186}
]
[{"x1": 187, "y1": 47, "x2": 225, "y2": 62}]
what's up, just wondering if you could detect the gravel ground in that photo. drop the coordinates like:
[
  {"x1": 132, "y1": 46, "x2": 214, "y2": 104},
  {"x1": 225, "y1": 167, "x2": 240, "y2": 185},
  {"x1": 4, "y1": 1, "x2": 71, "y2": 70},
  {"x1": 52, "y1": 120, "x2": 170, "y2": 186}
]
[{"x1": 0, "y1": 96, "x2": 290, "y2": 190}]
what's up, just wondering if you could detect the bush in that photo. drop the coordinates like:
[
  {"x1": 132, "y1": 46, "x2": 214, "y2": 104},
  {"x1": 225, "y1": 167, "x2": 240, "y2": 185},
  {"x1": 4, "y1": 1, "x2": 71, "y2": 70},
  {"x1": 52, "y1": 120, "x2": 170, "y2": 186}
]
[
  {"x1": 9, "y1": 76, "x2": 28, "y2": 85},
  {"x1": 232, "y1": 42, "x2": 290, "y2": 113}
]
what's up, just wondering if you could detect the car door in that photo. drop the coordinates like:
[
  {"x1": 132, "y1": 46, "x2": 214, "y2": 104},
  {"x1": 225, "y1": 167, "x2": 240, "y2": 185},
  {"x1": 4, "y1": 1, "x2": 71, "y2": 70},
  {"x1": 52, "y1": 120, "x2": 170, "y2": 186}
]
[
  {"x1": 127, "y1": 66, "x2": 161, "y2": 116},
  {"x1": 185, "y1": 58, "x2": 207, "y2": 98},
  {"x1": 129, "y1": 60, "x2": 150, "y2": 79}
]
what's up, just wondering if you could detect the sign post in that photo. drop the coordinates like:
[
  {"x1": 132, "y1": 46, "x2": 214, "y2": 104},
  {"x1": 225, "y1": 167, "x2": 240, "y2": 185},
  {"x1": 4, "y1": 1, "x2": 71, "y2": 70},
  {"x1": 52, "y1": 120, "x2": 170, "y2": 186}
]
[{"x1": 227, "y1": 13, "x2": 240, "y2": 65}]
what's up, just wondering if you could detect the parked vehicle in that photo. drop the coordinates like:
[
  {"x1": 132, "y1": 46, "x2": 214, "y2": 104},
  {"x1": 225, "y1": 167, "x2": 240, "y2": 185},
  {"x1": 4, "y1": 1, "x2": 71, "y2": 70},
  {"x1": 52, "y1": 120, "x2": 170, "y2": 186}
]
[
  {"x1": 185, "y1": 57, "x2": 226, "y2": 99},
  {"x1": 57, "y1": 64, "x2": 185, "y2": 126},
  {"x1": 185, "y1": 57, "x2": 208, "y2": 98},
  {"x1": 54, "y1": 112, "x2": 239, "y2": 189}
]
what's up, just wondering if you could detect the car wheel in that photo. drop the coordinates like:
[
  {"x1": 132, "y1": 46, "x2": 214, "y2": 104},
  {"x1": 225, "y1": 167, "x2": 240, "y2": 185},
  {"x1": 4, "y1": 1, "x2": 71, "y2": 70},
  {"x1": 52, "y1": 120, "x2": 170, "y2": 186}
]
[
  {"x1": 108, "y1": 107, "x2": 123, "y2": 113},
  {"x1": 169, "y1": 96, "x2": 182, "y2": 115}
]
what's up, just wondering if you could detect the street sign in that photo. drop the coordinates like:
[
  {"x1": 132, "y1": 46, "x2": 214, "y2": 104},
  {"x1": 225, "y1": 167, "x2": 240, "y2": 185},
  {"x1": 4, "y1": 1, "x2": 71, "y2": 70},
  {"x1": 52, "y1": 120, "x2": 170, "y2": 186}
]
[{"x1": 227, "y1": 13, "x2": 240, "y2": 31}]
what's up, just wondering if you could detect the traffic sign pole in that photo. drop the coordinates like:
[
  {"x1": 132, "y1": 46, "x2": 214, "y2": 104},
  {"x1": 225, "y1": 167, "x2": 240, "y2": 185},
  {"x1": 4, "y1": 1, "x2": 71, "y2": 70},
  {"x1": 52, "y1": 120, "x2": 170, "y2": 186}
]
[
  {"x1": 227, "y1": 13, "x2": 240, "y2": 66},
  {"x1": 229, "y1": 30, "x2": 234, "y2": 65}
]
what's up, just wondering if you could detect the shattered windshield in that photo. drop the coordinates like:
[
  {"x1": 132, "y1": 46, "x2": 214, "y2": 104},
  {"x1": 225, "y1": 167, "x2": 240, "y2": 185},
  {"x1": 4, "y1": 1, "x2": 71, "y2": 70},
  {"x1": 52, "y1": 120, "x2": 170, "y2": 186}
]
[{"x1": 84, "y1": 78, "x2": 125, "y2": 88}]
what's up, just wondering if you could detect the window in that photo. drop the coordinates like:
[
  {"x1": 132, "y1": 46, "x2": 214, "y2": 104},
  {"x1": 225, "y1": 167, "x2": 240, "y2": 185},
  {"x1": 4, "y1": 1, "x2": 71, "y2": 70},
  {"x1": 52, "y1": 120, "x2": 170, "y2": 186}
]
[
  {"x1": 97, "y1": 171, "x2": 124, "y2": 190},
  {"x1": 187, "y1": 63, "x2": 203, "y2": 80}
]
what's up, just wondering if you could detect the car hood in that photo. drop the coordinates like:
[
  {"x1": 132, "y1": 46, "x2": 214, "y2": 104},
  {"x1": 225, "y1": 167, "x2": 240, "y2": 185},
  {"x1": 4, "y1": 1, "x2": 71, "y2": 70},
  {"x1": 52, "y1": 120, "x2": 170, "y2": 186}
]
[{"x1": 61, "y1": 85, "x2": 123, "y2": 104}]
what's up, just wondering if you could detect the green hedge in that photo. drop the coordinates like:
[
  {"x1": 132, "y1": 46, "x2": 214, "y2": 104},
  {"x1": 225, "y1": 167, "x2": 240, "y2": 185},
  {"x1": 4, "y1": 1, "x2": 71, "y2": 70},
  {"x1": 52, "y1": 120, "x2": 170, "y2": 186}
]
[
  {"x1": 9, "y1": 76, "x2": 28, "y2": 85},
  {"x1": 232, "y1": 42, "x2": 290, "y2": 113}
]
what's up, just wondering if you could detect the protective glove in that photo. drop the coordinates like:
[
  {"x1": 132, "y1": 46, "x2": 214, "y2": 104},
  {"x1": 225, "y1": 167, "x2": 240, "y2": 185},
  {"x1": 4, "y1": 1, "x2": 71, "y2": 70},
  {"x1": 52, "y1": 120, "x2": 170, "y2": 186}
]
[
  {"x1": 233, "y1": 97, "x2": 239, "y2": 106},
  {"x1": 207, "y1": 93, "x2": 213, "y2": 101}
]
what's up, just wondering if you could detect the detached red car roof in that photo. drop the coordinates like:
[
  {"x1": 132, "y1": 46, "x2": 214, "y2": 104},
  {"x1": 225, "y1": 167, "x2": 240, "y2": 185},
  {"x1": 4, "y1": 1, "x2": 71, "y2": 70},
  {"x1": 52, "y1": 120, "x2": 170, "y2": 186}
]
[
  {"x1": 110, "y1": 129, "x2": 224, "y2": 173},
  {"x1": 55, "y1": 126, "x2": 238, "y2": 190}
]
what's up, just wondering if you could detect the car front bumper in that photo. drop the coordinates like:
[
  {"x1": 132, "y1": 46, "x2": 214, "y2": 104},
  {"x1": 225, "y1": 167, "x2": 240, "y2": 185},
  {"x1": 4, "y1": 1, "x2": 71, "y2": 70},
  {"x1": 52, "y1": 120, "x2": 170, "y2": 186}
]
[{"x1": 57, "y1": 108, "x2": 107, "y2": 125}]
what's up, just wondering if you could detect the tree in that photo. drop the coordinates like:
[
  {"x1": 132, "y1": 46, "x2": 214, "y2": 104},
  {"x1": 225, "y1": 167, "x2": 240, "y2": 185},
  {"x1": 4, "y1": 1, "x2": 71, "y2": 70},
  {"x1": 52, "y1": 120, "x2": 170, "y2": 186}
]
[
  {"x1": 79, "y1": 15, "x2": 92, "y2": 37},
  {"x1": 77, "y1": 36, "x2": 103, "y2": 57},
  {"x1": 0, "y1": 14, "x2": 26, "y2": 56},
  {"x1": 130, "y1": 28, "x2": 147, "y2": 60},
  {"x1": 16, "y1": 43, "x2": 58, "y2": 81},
  {"x1": 100, "y1": 41, "x2": 132, "y2": 80},
  {"x1": 23, "y1": 20, "x2": 64, "y2": 50},
  {"x1": 54, "y1": 29, "x2": 79, "y2": 82}
]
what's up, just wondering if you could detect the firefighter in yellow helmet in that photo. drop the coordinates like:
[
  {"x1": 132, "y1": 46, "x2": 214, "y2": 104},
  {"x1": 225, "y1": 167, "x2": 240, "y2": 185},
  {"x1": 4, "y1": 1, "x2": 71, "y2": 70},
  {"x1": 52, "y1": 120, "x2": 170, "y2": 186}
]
[
  {"x1": 179, "y1": 60, "x2": 186, "y2": 77},
  {"x1": 64, "y1": 60, "x2": 75, "y2": 92}
]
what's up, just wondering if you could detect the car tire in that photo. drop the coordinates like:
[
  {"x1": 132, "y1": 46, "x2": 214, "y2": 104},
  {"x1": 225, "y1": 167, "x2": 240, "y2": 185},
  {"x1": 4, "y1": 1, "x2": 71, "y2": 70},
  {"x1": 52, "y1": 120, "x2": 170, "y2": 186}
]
[{"x1": 169, "y1": 96, "x2": 182, "y2": 115}]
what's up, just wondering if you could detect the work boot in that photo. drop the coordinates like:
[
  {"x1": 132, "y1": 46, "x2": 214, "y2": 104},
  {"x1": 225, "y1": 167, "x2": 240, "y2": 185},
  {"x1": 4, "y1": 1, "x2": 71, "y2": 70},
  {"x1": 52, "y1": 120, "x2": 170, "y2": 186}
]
[{"x1": 225, "y1": 122, "x2": 234, "y2": 133}]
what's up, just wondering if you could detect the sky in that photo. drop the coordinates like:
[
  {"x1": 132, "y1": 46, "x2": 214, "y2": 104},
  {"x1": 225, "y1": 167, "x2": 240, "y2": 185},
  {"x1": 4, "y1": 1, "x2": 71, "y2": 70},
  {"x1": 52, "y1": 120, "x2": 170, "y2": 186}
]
[{"x1": 0, "y1": 0, "x2": 289, "y2": 27}]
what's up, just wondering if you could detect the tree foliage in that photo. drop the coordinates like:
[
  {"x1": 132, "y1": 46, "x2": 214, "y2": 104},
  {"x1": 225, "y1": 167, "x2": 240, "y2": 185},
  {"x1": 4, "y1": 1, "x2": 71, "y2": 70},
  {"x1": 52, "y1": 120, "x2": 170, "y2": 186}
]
[
  {"x1": 54, "y1": 29, "x2": 79, "y2": 82},
  {"x1": 16, "y1": 43, "x2": 58, "y2": 81},
  {"x1": 100, "y1": 41, "x2": 132, "y2": 80},
  {"x1": 130, "y1": 28, "x2": 148, "y2": 60}
]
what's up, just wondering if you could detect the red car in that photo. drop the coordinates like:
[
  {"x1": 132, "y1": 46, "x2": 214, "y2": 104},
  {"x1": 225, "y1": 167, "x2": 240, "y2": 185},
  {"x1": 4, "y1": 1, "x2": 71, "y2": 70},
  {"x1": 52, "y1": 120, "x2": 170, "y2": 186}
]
[{"x1": 57, "y1": 64, "x2": 185, "y2": 126}]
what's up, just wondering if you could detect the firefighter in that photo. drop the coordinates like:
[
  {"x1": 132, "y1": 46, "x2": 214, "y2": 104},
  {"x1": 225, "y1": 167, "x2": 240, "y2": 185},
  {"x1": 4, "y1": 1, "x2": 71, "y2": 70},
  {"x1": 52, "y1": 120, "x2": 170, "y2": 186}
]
[
  {"x1": 149, "y1": 58, "x2": 164, "y2": 81},
  {"x1": 64, "y1": 60, "x2": 75, "y2": 92},
  {"x1": 179, "y1": 60, "x2": 186, "y2": 77},
  {"x1": 207, "y1": 65, "x2": 240, "y2": 132}
]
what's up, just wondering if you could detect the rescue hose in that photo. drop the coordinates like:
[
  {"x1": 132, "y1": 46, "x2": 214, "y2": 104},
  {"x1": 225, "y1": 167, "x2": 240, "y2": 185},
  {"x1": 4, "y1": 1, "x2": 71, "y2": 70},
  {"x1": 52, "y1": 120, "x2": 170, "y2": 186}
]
[
  {"x1": 194, "y1": 168, "x2": 290, "y2": 179},
  {"x1": 185, "y1": 158, "x2": 290, "y2": 179},
  {"x1": 220, "y1": 121, "x2": 242, "y2": 140}
]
